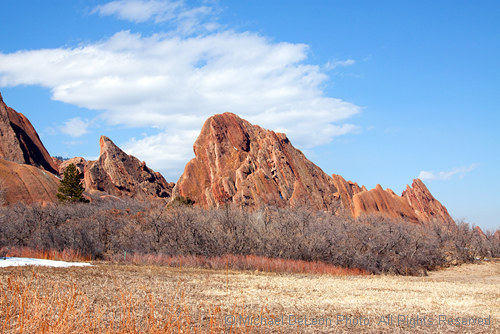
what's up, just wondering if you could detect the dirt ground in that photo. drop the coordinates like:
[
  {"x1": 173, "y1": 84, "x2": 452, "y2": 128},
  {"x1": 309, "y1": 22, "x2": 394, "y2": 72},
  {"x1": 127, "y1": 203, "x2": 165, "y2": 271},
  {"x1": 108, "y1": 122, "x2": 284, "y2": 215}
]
[{"x1": 1, "y1": 259, "x2": 499, "y2": 333}]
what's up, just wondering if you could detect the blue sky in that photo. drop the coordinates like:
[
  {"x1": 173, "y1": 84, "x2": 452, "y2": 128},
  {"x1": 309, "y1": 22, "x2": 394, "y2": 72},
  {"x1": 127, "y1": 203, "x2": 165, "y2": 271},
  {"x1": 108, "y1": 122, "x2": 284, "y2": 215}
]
[{"x1": 0, "y1": 0, "x2": 498, "y2": 231}]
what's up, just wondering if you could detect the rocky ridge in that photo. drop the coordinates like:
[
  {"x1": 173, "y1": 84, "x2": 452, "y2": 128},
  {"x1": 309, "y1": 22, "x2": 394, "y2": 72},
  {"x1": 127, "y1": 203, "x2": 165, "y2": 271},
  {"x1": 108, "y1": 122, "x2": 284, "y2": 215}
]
[
  {"x1": 0, "y1": 91, "x2": 456, "y2": 225},
  {"x1": 174, "y1": 113, "x2": 454, "y2": 225},
  {"x1": 81, "y1": 136, "x2": 174, "y2": 200},
  {"x1": 332, "y1": 174, "x2": 454, "y2": 224}
]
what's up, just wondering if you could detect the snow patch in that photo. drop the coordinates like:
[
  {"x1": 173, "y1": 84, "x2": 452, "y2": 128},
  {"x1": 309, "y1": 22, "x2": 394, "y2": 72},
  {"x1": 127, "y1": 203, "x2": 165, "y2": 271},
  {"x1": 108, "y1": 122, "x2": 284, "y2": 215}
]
[{"x1": 0, "y1": 257, "x2": 91, "y2": 268}]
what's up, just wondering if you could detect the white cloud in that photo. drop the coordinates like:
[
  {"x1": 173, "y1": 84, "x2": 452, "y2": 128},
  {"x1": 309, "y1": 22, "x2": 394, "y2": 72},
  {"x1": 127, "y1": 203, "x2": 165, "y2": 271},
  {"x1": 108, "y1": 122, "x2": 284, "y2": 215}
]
[
  {"x1": 60, "y1": 117, "x2": 90, "y2": 137},
  {"x1": 325, "y1": 59, "x2": 356, "y2": 71},
  {"x1": 418, "y1": 164, "x2": 478, "y2": 181},
  {"x1": 123, "y1": 129, "x2": 198, "y2": 178},
  {"x1": 0, "y1": 4, "x2": 360, "y2": 177},
  {"x1": 93, "y1": 0, "x2": 214, "y2": 34},
  {"x1": 94, "y1": 0, "x2": 181, "y2": 23}
]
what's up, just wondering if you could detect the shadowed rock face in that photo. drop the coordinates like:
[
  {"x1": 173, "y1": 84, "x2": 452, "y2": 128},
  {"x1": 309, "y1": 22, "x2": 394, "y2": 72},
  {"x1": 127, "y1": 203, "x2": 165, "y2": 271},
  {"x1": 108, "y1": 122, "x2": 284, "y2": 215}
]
[
  {"x1": 173, "y1": 112, "x2": 341, "y2": 210},
  {"x1": 0, "y1": 92, "x2": 58, "y2": 174},
  {"x1": 83, "y1": 136, "x2": 174, "y2": 200},
  {"x1": 0, "y1": 158, "x2": 59, "y2": 205}
]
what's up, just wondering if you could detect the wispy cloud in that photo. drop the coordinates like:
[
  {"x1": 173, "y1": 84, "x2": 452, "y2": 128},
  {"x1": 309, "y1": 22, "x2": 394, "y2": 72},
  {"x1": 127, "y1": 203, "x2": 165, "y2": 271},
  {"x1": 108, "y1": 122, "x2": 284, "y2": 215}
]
[
  {"x1": 325, "y1": 59, "x2": 355, "y2": 71},
  {"x1": 0, "y1": 1, "x2": 359, "y2": 176},
  {"x1": 60, "y1": 117, "x2": 90, "y2": 137},
  {"x1": 418, "y1": 164, "x2": 478, "y2": 181},
  {"x1": 93, "y1": 0, "x2": 214, "y2": 34}
]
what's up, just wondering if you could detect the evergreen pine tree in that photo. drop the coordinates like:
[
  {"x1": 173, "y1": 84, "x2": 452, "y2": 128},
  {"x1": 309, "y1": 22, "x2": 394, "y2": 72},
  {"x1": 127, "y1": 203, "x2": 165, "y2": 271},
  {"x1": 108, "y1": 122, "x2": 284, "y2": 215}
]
[{"x1": 57, "y1": 163, "x2": 88, "y2": 202}]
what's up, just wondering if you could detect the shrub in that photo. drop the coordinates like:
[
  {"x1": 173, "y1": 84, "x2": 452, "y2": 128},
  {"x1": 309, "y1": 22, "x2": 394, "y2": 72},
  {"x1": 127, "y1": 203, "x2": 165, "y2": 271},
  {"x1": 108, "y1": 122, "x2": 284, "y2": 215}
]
[
  {"x1": 0, "y1": 200, "x2": 498, "y2": 275},
  {"x1": 168, "y1": 195, "x2": 194, "y2": 207}
]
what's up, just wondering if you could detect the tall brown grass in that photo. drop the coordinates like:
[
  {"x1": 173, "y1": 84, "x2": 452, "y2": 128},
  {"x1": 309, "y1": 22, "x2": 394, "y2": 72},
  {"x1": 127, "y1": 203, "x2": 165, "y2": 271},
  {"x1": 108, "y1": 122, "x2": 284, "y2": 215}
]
[
  {"x1": 3, "y1": 246, "x2": 90, "y2": 262},
  {"x1": 0, "y1": 271, "x2": 231, "y2": 333},
  {"x1": 113, "y1": 253, "x2": 368, "y2": 276},
  {"x1": 3, "y1": 246, "x2": 367, "y2": 276}
]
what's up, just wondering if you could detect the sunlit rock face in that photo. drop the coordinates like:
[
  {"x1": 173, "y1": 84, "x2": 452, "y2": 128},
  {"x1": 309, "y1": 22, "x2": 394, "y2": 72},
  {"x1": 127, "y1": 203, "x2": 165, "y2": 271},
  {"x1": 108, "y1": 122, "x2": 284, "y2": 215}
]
[
  {"x1": 332, "y1": 173, "x2": 454, "y2": 225},
  {"x1": 173, "y1": 112, "x2": 341, "y2": 211},
  {"x1": 84, "y1": 136, "x2": 174, "y2": 200},
  {"x1": 402, "y1": 178, "x2": 455, "y2": 225},
  {"x1": 0, "y1": 158, "x2": 59, "y2": 205}
]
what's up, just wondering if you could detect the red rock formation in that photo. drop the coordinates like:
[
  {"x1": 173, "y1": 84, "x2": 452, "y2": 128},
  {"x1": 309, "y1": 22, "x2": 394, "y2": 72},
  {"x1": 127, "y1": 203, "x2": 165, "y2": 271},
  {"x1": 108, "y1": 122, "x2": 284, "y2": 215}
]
[
  {"x1": 0, "y1": 158, "x2": 59, "y2": 205},
  {"x1": 84, "y1": 136, "x2": 174, "y2": 200},
  {"x1": 59, "y1": 157, "x2": 87, "y2": 176},
  {"x1": 402, "y1": 179, "x2": 454, "y2": 225},
  {"x1": 473, "y1": 226, "x2": 487, "y2": 240},
  {"x1": 0, "y1": 91, "x2": 58, "y2": 174},
  {"x1": 173, "y1": 113, "x2": 454, "y2": 225},
  {"x1": 331, "y1": 174, "x2": 364, "y2": 215},
  {"x1": 332, "y1": 174, "x2": 454, "y2": 224},
  {"x1": 173, "y1": 112, "x2": 341, "y2": 210},
  {"x1": 352, "y1": 184, "x2": 420, "y2": 223}
]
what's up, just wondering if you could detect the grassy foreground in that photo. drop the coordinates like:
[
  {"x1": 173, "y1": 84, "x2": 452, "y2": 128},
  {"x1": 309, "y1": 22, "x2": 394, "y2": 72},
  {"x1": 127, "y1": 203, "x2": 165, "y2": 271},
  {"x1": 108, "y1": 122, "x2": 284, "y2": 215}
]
[{"x1": 1, "y1": 260, "x2": 499, "y2": 333}]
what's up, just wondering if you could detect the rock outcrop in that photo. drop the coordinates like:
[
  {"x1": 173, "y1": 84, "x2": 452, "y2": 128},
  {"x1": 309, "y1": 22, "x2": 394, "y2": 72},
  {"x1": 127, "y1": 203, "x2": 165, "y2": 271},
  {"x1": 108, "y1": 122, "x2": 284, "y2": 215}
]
[
  {"x1": 0, "y1": 96, "x2": 455, "y2": 226},
  {"x1": 59, "y1": 157, "x2": 87, "y2": 176},
  {"x1": 352, "y1": 184, "x2": 421, "y2": 223},
  {"x1": 402, "y1": 179, "x2": 455, "y2": 225},
  {"x1": 0, "y1": 158, "x2": 59, "y2": 205},
  {"x1": 83, "y1": 136, "x2": 174, "y2": 200},
  {"x1": 332, "y1": 173, "x2": 453, "y2": 224},
  {"x1": 173, "y1": 112, "x2": 341, "y2": 210},
  {"x1": 331, "y1": 174, "x2": 366, "y2": 215},
  {"x1": 0, "y1": 92, "x2": 58, "y2": 174},
  {"x1": 173, "y1": 113, "x2": 454, "y2": 224}
]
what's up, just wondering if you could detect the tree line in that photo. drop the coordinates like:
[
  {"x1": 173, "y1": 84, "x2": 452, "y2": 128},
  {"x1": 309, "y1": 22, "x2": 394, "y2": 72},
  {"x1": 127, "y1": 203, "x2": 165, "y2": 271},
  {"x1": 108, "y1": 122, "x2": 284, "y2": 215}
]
[{"x1": 0, "y1": 198, "x2": 498, "y2": 275}]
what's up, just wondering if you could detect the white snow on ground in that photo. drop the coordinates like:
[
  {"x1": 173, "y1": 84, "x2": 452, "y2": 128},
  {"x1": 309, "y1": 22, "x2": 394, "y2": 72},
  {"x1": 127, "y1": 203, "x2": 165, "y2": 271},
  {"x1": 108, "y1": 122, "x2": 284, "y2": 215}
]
[{"x1": 0, "y1": 257, "x2": 91, "y2": 268}]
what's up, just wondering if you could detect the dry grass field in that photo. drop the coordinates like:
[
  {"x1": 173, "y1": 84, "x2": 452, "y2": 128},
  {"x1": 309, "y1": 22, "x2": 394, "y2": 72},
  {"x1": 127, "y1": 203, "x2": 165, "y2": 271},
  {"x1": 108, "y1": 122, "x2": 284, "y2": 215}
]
[{"x1": 1, "y1": 259, "x2": 499, "y2": 333}]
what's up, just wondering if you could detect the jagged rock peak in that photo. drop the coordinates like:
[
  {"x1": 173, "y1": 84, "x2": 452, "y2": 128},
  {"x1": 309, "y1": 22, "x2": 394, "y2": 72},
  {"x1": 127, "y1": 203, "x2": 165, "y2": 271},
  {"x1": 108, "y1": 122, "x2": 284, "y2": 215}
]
[
  {"x1": 332, "y1": 174, "x2": 454, "y2": 225},
  {"x1": 100, "y1": 135, "x2": 119, "y2": 156},
  {"x1": 0, "y1": 91, "x2": 58, "y2": 174},
  {"x1": 173, "y1": 112, "x2": 341, "y2": 210},
  {"x1": 402, "y1": 178, "x2": 454, "y2": 225},
  {"x1": 83, "y1": 136, "x2": 174, "y2": 200},
  {"x1": 352, "y1": 183, "x2": 420, "y2": 223}
]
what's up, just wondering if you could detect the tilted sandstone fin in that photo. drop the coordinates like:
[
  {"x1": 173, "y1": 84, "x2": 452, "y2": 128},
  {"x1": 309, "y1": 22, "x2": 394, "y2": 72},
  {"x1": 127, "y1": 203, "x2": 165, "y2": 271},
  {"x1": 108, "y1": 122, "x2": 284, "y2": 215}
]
[
  {"x1": 352, "y1": 184, "x2": 420, "y2": 223},
  {"x1": 402, "y1": 178, "x2": 454, "y2": 226},
  {"x1": 331, "y1": 174, "x2": 364, "y2": 215},
  {"x1": 332, "y1": 174, "x2": 454, "y2": 225},
  {"x1": 173, "y1": 112, "x2": 340, "y2": 210},
  {"x1": 0, "y1": 91, "x2": 58, "y2": 174},
  {"x1": 83, "y1": 136, "x2": 174, "y2": 200}
]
